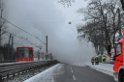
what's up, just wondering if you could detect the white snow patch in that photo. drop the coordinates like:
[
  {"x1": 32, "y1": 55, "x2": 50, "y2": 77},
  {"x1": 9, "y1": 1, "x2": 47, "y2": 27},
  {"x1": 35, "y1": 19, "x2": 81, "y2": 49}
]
[
  {"x1": 88, "y1": 63, "x2": 113, "y2": 76},
  {"x1": 24, "y1": 64, "x2": 63, "y2": 82}
]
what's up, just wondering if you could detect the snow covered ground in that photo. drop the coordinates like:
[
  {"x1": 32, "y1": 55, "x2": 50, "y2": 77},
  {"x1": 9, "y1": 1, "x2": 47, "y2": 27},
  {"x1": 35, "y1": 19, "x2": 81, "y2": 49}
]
[
  {"x1": 24, "y1": 64, "x2": 63, "y2": 82},
  {"x1": 23, "y1": 63, "x2": 114, "y2": 82},
  {"x1": 88, "y1": 63, "x2": 114, "y2": 76},
  {"x1": 8, "y1": 66, "x2": 47, "y2": 82}
]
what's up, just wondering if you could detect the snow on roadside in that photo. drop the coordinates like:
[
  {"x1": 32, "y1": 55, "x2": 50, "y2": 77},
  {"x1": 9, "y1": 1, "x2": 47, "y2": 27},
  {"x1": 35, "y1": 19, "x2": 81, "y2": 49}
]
[
  {"x1": 24, "y1": 64, "x2": 63, "y2": 82},
  {"x1": 88, "y1": 63, "x2": 113, "y2": 76}
]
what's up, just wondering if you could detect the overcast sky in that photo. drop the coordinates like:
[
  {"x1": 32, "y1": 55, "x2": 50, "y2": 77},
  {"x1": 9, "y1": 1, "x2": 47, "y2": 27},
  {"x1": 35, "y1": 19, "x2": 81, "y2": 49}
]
[{"x1": 3, "y1": 0, "x2": 96, "y2": 65}]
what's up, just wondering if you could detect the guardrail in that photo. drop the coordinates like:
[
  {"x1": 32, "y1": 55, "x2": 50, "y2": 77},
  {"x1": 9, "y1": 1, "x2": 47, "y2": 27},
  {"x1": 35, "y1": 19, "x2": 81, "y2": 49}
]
[{"x1": 0, "y1": 60, "x2": 58, "y2": 82}]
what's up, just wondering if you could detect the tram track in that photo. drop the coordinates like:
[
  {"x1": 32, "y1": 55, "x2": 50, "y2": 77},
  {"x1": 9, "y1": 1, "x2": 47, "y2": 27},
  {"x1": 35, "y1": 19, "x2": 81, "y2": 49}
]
[{"x1": 0, "y1": 60, "x2": 58, "y2": 82}]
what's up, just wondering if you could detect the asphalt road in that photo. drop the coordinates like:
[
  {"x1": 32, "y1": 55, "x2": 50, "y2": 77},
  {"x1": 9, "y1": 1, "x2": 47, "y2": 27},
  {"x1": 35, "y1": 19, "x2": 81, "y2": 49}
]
[{"x1": 54, "y1": 64, "x2": 115, "y2": 82}]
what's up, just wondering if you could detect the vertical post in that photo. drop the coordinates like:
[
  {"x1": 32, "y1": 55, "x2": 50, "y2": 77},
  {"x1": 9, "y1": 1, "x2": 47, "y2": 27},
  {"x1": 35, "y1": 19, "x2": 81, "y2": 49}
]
[
  {"x1": 11, "y1": 36, "x2": 13, "y2": 47},
  {"x1": 0, "y1": 0, "x2": 2, "y2": 46},
  {"x1": 11, "y1": 36, "x2": 14, "y2": 61},
  {"x1": 8, "y1": 34, "x2": 12, "y2": 61},
  {"x1": 0, "y1": 27, "x2": 1, "y2": 46},
  {"x1": 0, "y1": 0, "x2": 3, "y2": 18},
  {"x1": 46, "y1": 35, "x2": 48, "y2": 60},
  {"x1": 8, "y1": 34, "x2": 12, "y2": 45}
]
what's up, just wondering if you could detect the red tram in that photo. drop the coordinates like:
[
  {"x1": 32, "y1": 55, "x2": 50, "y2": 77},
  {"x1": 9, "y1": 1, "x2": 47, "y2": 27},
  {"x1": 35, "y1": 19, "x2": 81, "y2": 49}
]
[{"x1": 16, "y1": 46, "x2": 34, "y2": 62}]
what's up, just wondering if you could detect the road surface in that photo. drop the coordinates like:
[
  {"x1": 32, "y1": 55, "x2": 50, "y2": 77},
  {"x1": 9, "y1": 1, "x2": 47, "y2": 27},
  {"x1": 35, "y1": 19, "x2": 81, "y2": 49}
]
[{"x1": 54, "y1": 64, "x2": 115, "y2": 82}]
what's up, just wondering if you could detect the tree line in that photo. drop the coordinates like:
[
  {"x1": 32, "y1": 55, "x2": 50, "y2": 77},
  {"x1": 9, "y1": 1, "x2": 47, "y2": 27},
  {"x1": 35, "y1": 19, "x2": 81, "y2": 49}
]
[
  {"x1": 77, "y1": 0, "x2": 124, "y2": 55},
  {"x1": 59, "y1": 0, "x2": 124, "y2": 55},
  {"x1": 0, "y1": 0, "x2": 15, "y2": 62}
]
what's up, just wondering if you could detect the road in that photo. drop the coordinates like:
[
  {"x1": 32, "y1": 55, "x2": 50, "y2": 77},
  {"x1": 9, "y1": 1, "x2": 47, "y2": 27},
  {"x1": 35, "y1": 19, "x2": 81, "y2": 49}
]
[{"x1": 54, "y1": 64, "x2": 115, "y2": 82}]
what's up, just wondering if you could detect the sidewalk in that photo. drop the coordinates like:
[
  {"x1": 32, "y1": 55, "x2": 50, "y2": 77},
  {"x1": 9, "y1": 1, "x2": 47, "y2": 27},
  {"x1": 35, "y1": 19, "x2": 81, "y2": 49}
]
[{"x1": 88, "y1": 63, "x2": 113, "y2": 76}]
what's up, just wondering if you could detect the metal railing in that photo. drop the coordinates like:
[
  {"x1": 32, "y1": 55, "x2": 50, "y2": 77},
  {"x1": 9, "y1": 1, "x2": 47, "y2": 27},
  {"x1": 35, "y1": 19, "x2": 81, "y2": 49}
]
[{"x1": 0, "y1": 60, "x2": 58, "y2": 82}]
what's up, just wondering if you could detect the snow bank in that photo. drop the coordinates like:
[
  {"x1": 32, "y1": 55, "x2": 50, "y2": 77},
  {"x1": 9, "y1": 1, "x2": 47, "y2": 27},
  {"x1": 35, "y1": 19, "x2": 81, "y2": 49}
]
[
  {"x1": 88, "y1": 63, "x2": 113, "y2": 76},
  {"x1": 24, "y1": 64, "x2": 62, "y2": 82}
]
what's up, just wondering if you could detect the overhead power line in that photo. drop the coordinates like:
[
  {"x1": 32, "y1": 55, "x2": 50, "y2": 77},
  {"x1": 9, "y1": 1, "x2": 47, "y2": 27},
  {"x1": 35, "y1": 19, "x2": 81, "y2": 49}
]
[
  {"x1": 2, "y1": 18, "x2": 46, "y2": 45},
  {"x1": 4, "y1": 30, "x2": 42, "y2": 48},
  {"x1": 2, "y1": 26, "x2": 42, "y2": 48}
]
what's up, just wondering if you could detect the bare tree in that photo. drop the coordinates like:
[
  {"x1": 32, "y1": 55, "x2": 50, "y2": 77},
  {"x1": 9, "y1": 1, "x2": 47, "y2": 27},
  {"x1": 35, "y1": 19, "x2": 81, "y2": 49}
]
[
  {"x1": 0, "y1": 0, "x2": 6, "y2": 46},
  {"x1": 58, "y1": 0, "x2": 75, "y2": 7},
  {"x1": 0, "y1": 0, "x2": 8, "y2": 62},
  {"x1": 59, "y1": 0, "x2": 124, "y2": 55},
  {"x1": 77, "y1": 0, "x2": 122, "y2": 55}
]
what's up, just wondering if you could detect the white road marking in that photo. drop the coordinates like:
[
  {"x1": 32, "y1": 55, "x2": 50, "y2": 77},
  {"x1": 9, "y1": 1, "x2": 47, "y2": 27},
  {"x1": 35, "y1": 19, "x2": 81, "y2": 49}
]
[
  {"x1": 70, "y1": 67, "x2": 76, "y2": 81},
  {"x1": 71, "y1": 67, "x2": 74, "y2": 73},
  {"x1": 72, "y1": 75, "x2": 76, "y2": 80},
  {"x1": 24, "y1": 64, "x2": 61, "y2": 82}
]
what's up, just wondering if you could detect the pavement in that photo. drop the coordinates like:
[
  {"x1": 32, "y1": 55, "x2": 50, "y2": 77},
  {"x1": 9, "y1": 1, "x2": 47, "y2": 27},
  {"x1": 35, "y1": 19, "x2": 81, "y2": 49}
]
[
  {"x1": 87, "y1": 63, "x2": 114, "y2": 76},
  {"x1": 24, "y1": 63, "x2": 115, "y2": 82}
]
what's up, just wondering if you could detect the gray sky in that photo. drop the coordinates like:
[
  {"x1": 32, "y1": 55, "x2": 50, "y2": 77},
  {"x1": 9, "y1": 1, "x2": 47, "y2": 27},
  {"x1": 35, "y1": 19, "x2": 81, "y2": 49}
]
[{"x1": 3, "y1": 0, "x2": 96, "y2": 65}]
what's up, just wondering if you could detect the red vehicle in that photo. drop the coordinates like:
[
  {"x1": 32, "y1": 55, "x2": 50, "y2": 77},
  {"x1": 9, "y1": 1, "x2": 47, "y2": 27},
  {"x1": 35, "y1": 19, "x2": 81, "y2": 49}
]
[
  {"x1": 113, "y1": 2, "x2": 124, "y2": 82},
  {"x1": 16, "y1": 46, "x2": 34, "y2": 62},
  {"x1": 113, "y1": 28, "x2": 124, "y2": 82}
]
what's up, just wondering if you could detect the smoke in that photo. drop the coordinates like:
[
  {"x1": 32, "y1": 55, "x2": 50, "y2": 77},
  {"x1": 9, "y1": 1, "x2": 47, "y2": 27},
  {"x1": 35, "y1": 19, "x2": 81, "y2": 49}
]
[{"x1": 3, "y1": 0, "x2": 96, "y2": 66}]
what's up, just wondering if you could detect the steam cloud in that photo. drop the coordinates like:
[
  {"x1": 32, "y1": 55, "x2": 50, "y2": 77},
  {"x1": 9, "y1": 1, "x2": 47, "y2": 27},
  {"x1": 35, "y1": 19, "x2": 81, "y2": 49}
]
[{"x1": 4, "y1": 0, "x2": 96, "y2": 66}]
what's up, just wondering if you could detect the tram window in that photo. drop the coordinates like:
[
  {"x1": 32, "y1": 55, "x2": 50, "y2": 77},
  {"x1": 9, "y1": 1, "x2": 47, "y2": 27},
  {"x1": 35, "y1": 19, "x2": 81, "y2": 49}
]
[
  {"x1": 17, "y1": 48, "x2": 25, "y2": 58},
  {"x1": 29, "y1": 50, "x2": 33, "y2": 57},
  {"x1": 116, "y1": 44, "x2": 121, "y2": 55},
  {"x1": 24, "y1": 48, "x2": 29, "y2": 58},
  {"x1": 17, "y1": 48, "x2": 29, "y2": 58}
]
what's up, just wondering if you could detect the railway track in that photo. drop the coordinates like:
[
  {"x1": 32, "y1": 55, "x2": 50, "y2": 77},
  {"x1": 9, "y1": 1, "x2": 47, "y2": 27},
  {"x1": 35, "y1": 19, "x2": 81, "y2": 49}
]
[{"x1": 0, "y1": 60, "x2": 58, "y2": 82}]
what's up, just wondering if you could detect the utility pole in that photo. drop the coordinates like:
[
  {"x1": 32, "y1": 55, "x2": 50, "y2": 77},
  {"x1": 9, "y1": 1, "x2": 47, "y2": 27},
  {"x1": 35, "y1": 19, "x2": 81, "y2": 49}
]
[
  {"x1": 0, "y1": 0, "x2": 2, "y2": 46},
  {"x1": 0, "y1": 0, "x2": 3, "y2": 18},
  {"x1": 0, "y1": 27, "x2": 1, "y2": 46},
  {"x1": 46, "y1": 35, "x2": 48, "y2": 60},
  {"x1": 8, "y1": 34, "x2": 12, "y2": 61},
  {"x1": 11, "y1": 36, "x2": 14, "y2": 48},
  {"x1": 0, "y1": 0, "x2": 3, "y2": 46},
  {"x1": 8, "y1": 34, "x2": 12, "y2": 46},
  {"x1": 11, "y1": 36, "x2": 14, "y2": 60},
  {"x1": 8, "y1": 34, "x2": 14, "y2": 61}
]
